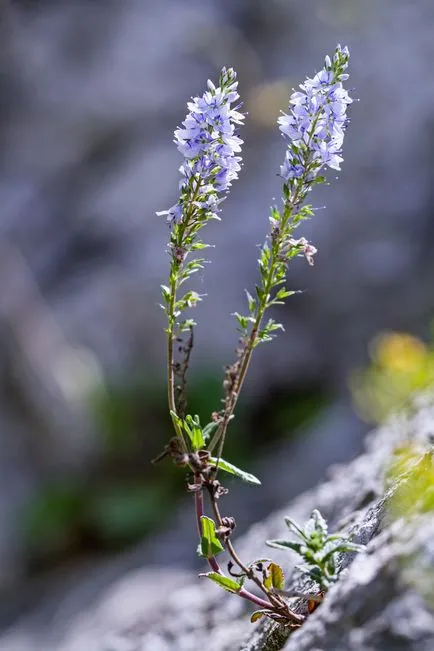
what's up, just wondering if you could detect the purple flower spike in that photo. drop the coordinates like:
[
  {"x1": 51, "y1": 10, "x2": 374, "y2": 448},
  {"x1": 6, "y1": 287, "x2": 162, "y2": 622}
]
[
  {"x1": 158, "y1": 68, "x2": 245, "y2": 225},
  {"x1": 278, "y1": 45, "x2": 352, "y2": 193}
]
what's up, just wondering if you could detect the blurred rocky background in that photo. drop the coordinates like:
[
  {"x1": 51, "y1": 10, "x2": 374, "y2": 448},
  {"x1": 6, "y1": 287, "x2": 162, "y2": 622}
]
[{"x1": 1, "y1": 0, "x2": 434, "y2": 643}]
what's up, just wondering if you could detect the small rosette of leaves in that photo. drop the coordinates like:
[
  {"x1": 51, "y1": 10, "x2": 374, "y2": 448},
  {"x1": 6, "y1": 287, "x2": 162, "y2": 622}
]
[
  {"x1": 170, "y1": 411, "x2": 261, "y2": 484},
  {"x1": 170, "y1": 413, "x2": 219, "y2": 450},
  {"x1": 267, "y1": 509, "x2": 364, "y2": 591}
]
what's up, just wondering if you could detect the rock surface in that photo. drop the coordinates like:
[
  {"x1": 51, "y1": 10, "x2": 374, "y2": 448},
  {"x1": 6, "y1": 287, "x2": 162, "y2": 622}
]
[{"x1": 2, "y1": 395, "x2": 434, "y2": 650}]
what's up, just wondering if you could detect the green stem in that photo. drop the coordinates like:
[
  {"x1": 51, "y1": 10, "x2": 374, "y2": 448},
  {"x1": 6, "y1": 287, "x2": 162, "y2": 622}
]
[
  {"x1": 209, "y1": 210, "x2": 291, "y2": 457},
  {"x1": 167, "y1": 270, "x2": 182, "y2": 435},
  {"x1": 165, "y1": 177, "x2": 203, "y2": 441},
  {"x1": 210, "y1": 494, "x2": 279, "y2": 602},
  {"x1": 209, "y1": 114, "x2": 322, "y2": 458}
]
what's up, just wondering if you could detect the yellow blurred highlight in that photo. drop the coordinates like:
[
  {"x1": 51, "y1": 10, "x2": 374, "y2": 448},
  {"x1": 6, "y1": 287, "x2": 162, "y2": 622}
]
[
  {"x1": 350, "y1": 331, "x2": 434, "y2": 424},
  {"x1": 374, "y1": 332, "x2": 428, "y2": 374}
]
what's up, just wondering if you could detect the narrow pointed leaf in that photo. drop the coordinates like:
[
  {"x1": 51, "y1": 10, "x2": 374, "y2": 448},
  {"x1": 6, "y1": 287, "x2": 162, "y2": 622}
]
[
  {"x1": 202, "y1": 421, "x2": 219, "y2": 443},
  {"x1": 311, "y1": 509, "x2": 328, "y2": 535},
  {"x1": 170, "y1": 410, "x2": 182, "y2": 426},
  {"x1": 160, "y1": 285, "x2": 171, "y2": 302},
  {"x1": 209, "y1": 457, "x2": 261, "y2": 485},
  {"x1": 200, "y1": 572, "x2": 241, "y2": 593},
  {"x1": 185, "y1": 415, "x2": 204, "y2": 450},
  {"x1": 306, "y1": 566, "x2": 323, "y2": 581},
  {"x1": 321, "y1": 541, "x2": 364, "y2": 562},
  {"x1": 284, "y1": 516, "x2": 307, "y2": 539},
  {"x1": 191, "y1": 426, "x2": 204, "y2": 450},
  {"x1": 266, "y1": 539, "x2": 304, "y2": 555},
  {"x1": 245, "y1": 290, "x2": 256, "y2": 312}
]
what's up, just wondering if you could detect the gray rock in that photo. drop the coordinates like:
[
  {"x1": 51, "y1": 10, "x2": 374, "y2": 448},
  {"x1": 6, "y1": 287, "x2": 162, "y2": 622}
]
[
  {"x1": 280, "y1": 518, "x2": 434, "y2": 651},
  {"x1": 2, "y1": 394, "x2": 434, "y2": 650}
]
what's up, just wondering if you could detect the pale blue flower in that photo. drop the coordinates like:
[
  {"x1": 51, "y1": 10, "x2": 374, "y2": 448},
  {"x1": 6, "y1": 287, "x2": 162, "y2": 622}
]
[
  {"x1": 278, "y1": 45, "x2": 352, "y2": 189},
  {"x1": 159, "y1": 68, "x2": 244, "y2": 225},
  {"x1": 280, "y1": 155, "x2": 305, "y2": 180}
]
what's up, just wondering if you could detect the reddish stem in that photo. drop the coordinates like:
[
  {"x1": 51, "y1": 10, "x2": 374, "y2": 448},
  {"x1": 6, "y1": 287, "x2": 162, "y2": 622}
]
[
  {"x1": 239, "y1": 588, "x2": 275, "y2": 610},
  {"x1": 194, "y1": 482, "x2": 205, "y2": 537},
  {"x1": 194, "y1": 474, "x2": 282, "y2": 611}
]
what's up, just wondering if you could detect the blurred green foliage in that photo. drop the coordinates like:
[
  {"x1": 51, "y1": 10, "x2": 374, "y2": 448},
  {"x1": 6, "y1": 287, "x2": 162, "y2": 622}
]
[
  {"x1": 385, "y1": 443, "x2": 434, "y2": 608},
  {"x1": 22, "y1": 371, "x2": 327, "y2": 569},
  {"x1": 350, "y1": 330, "x2": 434, "y2": 424},
  {"x1": 350, "y1": 330, "x2": 434, "y2": 607},
  {"x1": 386, "y1": 444, "x2": 434, "y2": 521},
  {"x1": 254, "y1": 384, "x2": 329, "y2": 441}
]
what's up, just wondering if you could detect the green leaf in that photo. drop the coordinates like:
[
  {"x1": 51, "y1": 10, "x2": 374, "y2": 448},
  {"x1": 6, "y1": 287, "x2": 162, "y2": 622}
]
[
  {"x1": 309, "y1": 509, "x2": 328, "y2": 536},
  {"x1": 345, "y1": 542, "x2": 366, "y2": 553},
  {"x1": 255, "y1": 285, "x2": 264, "y2": 302},
  {"x1": 274, "y1": 288, "x2": 296, "y2": 304},
  {"x1": 306, "y1": 566, "x2": 328, "y2": 585},
  {"x1": 268, "y1": 562, "x2": 285, "y2": 590},
  {"x1": 270, "y1": 206, "x2": 281, "y2": 220},
  {"x1": 191, "y1": 242, "x2": 211, "y2": 250},
  {"x1": 160, "y1": 285, "x2": 171, "y2": 303},
  {"x1": 209, "y1": 457, "x2": 261, "y2": 485},
  {"x1": 200, "y1": 572, "x2": 241, "y2": 594},
  {"x1": 250, "y1": 610, "x2": 266, "y2": 623},
  {"x1": 325, "y1": 555, "x2": 337, "y2": 576},
  {"x1": 200, "y1": 516, "x2": 224, "y2": 558},
  {"x1": 321, "y1": 540, "x2": 365, "y2": 562},
  {"x1": 255, "y1": 318, "x2": 285, "y2": 346},
  {"x1": 263, "y1": 562, "x2": 284, "y2": 590},
  {"x1": 184, "y1": 414, "x2": 204, "y2": 450},
  {"x1": 265, "y1": 318, "x2": 284, "y2": 333},
  {"x1": 284, "y1": 516, "x2": 307, "y2": 539},
  {"x1": 169, "y1": 410, "x2": 183, "y2": 431},
  {"x1": 202, "y1": 421, "x2": 219, "y2": 443},
  {"x1": 232, "y1": 312, "x2": 248, "y2": 331},
  {"x1": 266, "y1": 539, "x2": 304, "y2": 555},
  {"x1": 191, "y1": 425, "x2": 204, "y2": 450},
  {"x1": 179, "y1": 318, "x2": 197, "y2": 332},
  {"x1": 245, "y1": 290, "x2": 256, "y2": 313}
]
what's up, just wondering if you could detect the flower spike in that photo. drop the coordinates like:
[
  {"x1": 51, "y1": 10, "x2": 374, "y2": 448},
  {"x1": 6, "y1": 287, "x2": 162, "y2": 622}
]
[
  {"x1": 278, "y1": 44, "x2": 352, "y2": 201},
  {"x1": 158, "y1": 68, "x2": 245, "y2": 225}
]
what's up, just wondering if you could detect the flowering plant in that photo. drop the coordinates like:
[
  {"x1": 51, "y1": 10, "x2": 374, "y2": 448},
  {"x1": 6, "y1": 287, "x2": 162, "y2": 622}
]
[{"x1": 155, "y1": 46, "x2": 361, "y2": 627}]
